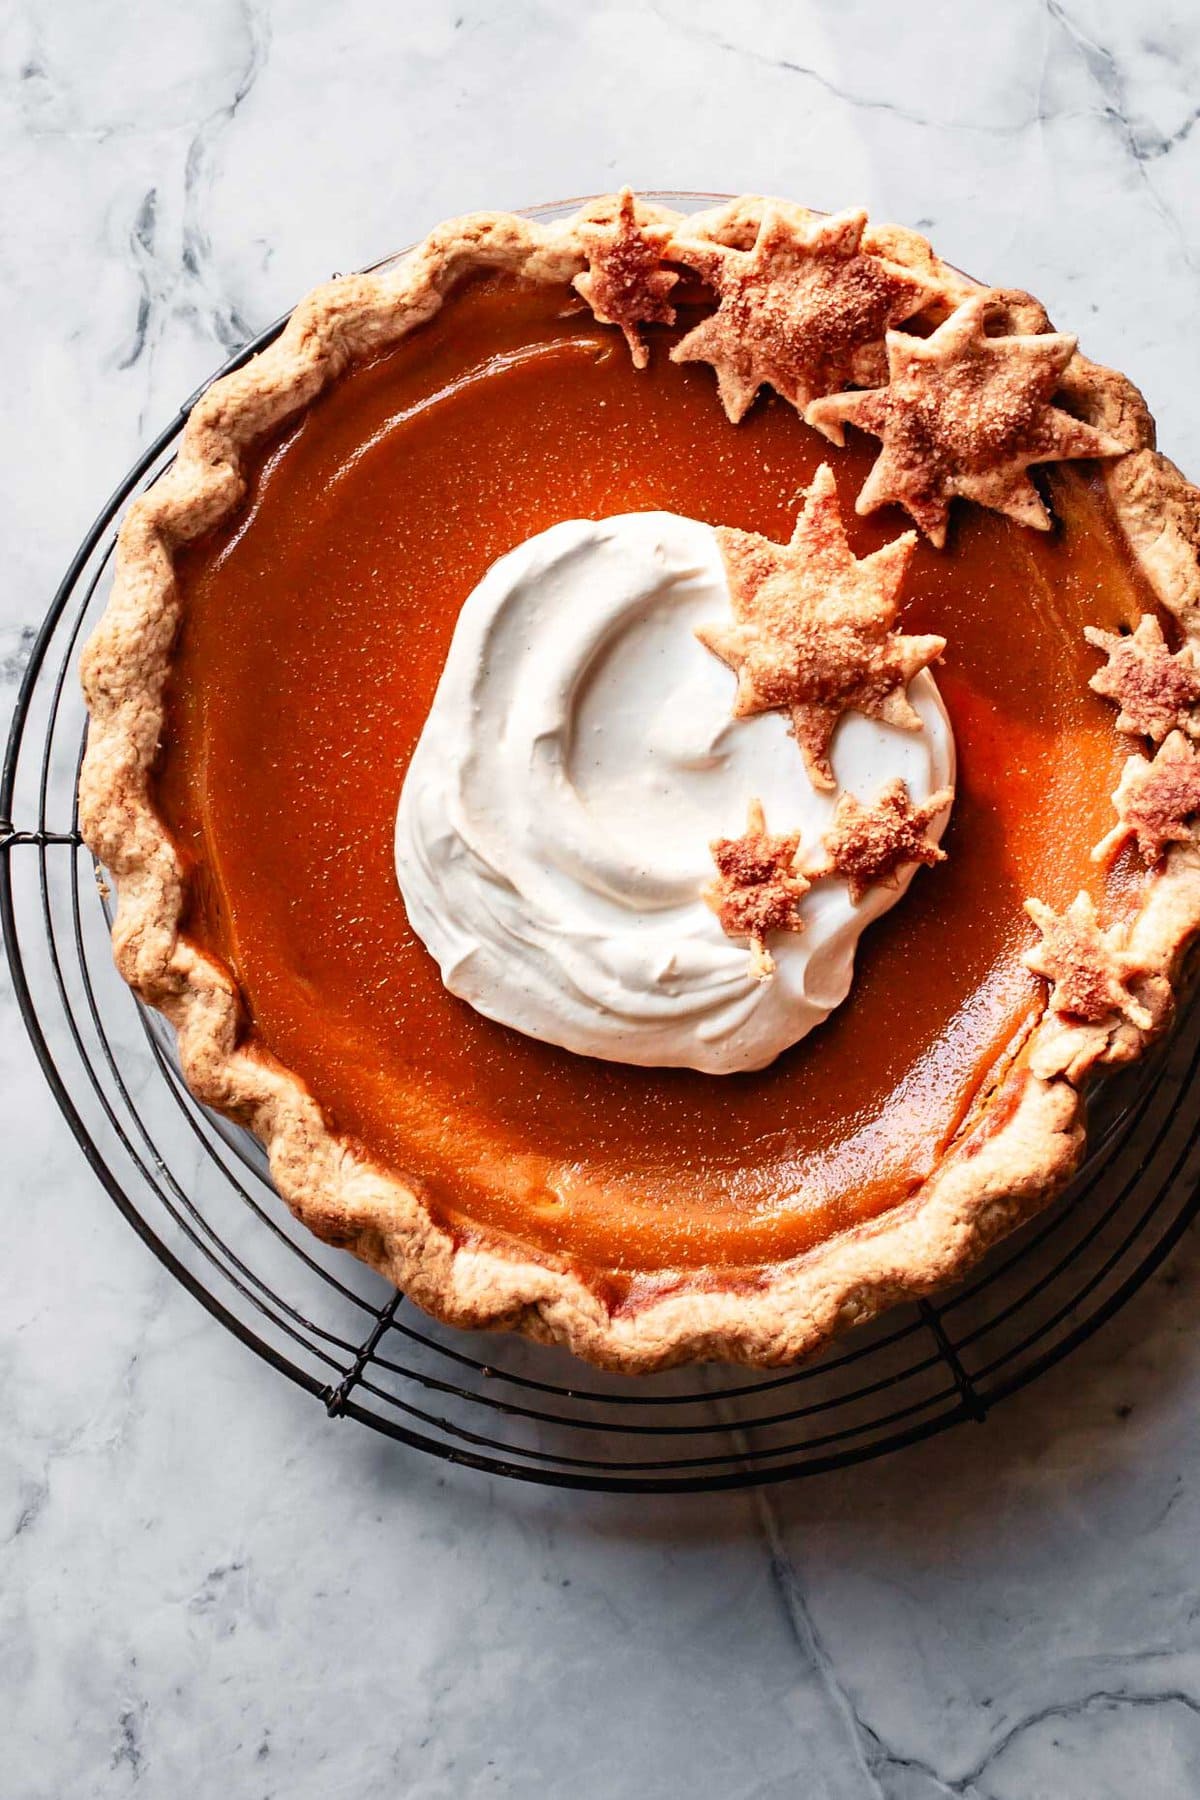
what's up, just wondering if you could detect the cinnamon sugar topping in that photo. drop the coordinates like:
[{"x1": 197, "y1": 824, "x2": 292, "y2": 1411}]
[
  {"x1": 806, "y1": 779, "x2": 953, "y2": 904},
  {"x1": 573, "y1": 188, "x2": 679, "y2": 370},
  {"x1": 698, "y1": 463, "x2": 945, "y2": 790},
  {"x1": 1093, "y1": 730, "x2": 1200, "y2": 865},
  {"x1": 704, "y1": 798, "x2": 809, "y2": 980},
  {"x1": 1084, "y1": 615, "x2": 1200, "y2": 743},
  {"x1": 667, "y1": 207, "x2": 942, "y2": 422},
  {"x1": 806, "y1": 292, "x2": 1125, "y2": 547},
  {"x1": 1023, "y1": 892, "x2": 1153, "y2": 1030}
]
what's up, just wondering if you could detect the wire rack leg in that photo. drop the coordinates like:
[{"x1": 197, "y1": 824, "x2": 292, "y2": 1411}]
[
  {"x1": 323, "y1": 1294, "x2": 404, "y2": 1418},
  {"x1": 917, "y1": 1300, "x2": 987, "y2": 1423}
]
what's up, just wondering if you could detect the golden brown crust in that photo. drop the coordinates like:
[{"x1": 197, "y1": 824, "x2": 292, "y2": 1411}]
[{"x1": 78, "y1": 195, "x2": 1200, "y2": 1372}]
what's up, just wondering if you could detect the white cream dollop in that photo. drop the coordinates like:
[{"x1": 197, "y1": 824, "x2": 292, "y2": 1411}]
[{"x1": 395, "y1": 513, "x2": 954, "y2": 1074}]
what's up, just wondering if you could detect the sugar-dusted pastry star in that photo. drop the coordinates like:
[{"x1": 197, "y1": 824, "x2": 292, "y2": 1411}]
[
  {"x1": 666, "y1": 206, "x2": 943, "y2": 422},
  {"x1": 1092, "y1": 729, "x2": 1200, "y2": 866},
  {"x1": 704, "y1": 798, "x2": 809, "y2": 980},
  {"x1": 572, "y1": 188, "x2": 679, "y2": 370},
  {"x1": 1022, "y1": 892, "x2": 1154, "y2": 1030},
  {"x1": 805, "y1": 292, "x2": 1126, "y2": 547},
  {"x1": 1084, "y1": 614, "x2": 1200, "y2": 743},
  {"x1": 805, "y1": 778, "x2": 953, "y2": 905},
  {"x1": 698, "y1": 462, "x2": 946, "y2": 790}
]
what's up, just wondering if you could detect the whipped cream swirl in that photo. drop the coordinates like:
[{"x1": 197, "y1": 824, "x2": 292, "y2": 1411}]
[{"x1": 395, "y1": 513, "x2": 954, "y2": 1074}]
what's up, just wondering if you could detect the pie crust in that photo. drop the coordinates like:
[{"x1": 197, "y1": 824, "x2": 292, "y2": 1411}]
[{"x1": 79, "y1": 194, "x2": 1200, "y2": 1372}]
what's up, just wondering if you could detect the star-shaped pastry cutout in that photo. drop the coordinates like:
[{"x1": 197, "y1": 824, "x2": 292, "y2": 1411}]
[
  {"x1": 666, "y1": 206, "x2": 943, "y2": 422},
  {"x1": 805, "y1": 292, "x2": 1126, "y2": 547},
  {"x1": 1022, "y1": 892, "x2": 1154, "y2": 1030},
  {"x1": 1084, "y1": 615, "x2": 1200, "y2": 743},
  {"x1": 572, "y1": 188, "x2": 679, "y2": 370},
  {"x1": 698, "y1": 463, "x2": 946, "y2": 789},
  {"x1": 805, "y1": 778, "x2": 953, "y2": 904},
  {"x1": 704, "y1": 797, "x2": 809, "y2": 980},
  {"x1": 1092, "y1": 729, "x2": 1200, "y2": 865}
]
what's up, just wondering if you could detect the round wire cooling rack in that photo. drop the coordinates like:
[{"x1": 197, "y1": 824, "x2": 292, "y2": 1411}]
[{"x1": 6, "y1": 214, "x2": 1200, "y2": 1494}]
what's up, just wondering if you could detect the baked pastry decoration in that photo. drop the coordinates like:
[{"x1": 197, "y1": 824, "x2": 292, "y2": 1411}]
[
  {"x1": 806, "y1": 778, "x2": 954, "y2": 905},
  {"x1": 78, "y1": 192, "x2": 1200, "y2": 1371},
  {"x1": 1093, "y1": 732, "x2": 1200, "y2": 865},
  {"x1": 806, "y1": 292, "x2": 1127, "y2": 546},
  {"x1": 1020, "y1": 891, "x2": 1169, "y2": 1086},
  {"x1": 572, "y1": 187, "x2": 678, "y2": 370},
  {"x1": 1085, "y1": 616, "x2": 1200, "y2": 743},
  {"x1": 667, "y1": 206, "x2": 942, "y2": 421},
  {"x1": 1022, "y1": 894, "x2": 1154, "y2": 1032},
  {"x1": 704, "y1": 799, "x2": 809, "y2": 979},
  {"x1": 697, "y1": 463, "x2": 944, "y2": 788}
]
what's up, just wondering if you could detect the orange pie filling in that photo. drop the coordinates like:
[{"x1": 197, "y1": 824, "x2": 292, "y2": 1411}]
[{"x1": 156, "y1": 275, "x2": 1155, "y2": 1297}]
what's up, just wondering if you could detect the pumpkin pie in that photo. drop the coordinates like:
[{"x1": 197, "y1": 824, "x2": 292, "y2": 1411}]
[{"x1": 79, "y1": 193, "x2": 1200, "y2": 1371}]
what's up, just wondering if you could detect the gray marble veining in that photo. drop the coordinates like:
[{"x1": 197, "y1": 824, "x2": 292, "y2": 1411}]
[{"x1": 4, "y1": 2, "x2": 1200, "y2": 1794}]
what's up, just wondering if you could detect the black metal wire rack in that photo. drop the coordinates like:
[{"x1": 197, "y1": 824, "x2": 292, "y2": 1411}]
[{"x1": 6, "y1": 217, "x2": 1200, "y2": 1493}]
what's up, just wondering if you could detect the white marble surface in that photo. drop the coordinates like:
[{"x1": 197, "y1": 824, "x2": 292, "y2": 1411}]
[{"x1": 4, "y1": 2, "x2": 1200, "y2": 1793}]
